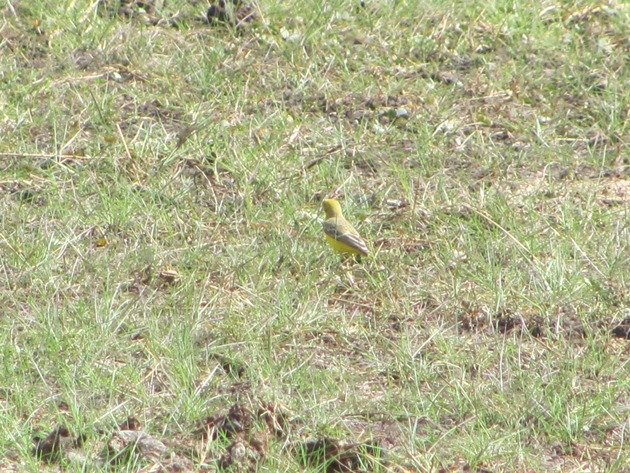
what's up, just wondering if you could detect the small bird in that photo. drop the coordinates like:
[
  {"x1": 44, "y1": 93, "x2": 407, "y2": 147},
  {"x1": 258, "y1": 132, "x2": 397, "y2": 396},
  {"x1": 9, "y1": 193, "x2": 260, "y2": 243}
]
[{"x1": 322, "y1": 198, "x2": 369, "y2": 257}]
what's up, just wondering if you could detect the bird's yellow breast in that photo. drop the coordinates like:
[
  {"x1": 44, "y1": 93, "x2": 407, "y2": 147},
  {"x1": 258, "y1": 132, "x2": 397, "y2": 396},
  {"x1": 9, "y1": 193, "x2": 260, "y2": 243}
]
[{"x1": 325, "y1": 235, "x2": 365, "y2": 256}]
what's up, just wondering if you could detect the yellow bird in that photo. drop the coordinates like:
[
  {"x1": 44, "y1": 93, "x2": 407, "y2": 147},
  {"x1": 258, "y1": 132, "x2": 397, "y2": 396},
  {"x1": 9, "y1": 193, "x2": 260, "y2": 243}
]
[{"x1": 322, "y1": 199, "x2": 369, "y2": 257}]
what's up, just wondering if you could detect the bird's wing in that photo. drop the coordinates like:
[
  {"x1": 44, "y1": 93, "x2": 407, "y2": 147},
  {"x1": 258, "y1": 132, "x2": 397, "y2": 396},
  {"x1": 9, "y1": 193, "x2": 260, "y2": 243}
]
[{"x1": 323, "y1": 220, "x2": 369, "y2": 255}]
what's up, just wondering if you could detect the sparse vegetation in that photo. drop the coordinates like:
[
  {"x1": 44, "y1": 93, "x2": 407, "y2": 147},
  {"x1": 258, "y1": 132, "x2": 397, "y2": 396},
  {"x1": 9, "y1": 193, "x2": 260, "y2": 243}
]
[{"x1": 1, "y1": 0, "x2": 628, "y2": 471}]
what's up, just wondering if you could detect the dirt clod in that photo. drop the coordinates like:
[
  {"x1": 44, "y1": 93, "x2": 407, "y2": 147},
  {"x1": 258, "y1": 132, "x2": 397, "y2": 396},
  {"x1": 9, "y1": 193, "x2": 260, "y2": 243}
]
[
  {"x1": 108, "y1": 429, "x2": 194, "y2": 471},
  {"x1": 118, "y1": 416, "x2": 141, "y2": 431},
  {"x1": 207, "y1": 0, "x2": 257, "y2": 27},
  {"x1": 218, "y1": 433, "x2": 267, "y2": 471},
  {"x1": 295, "y1": 437, "x2": 386, "y2": 472},
  {"x1": 257, "y1": 403, "x2": 291, "y2": 438},
  {"x1": 197, "y1": 404, "x2": 254, "y2": 440},
  {"x1": 611, "y1": 317, "x2": 630, "y2": 339},
  {"x1": 33, "y1": 426, "x2": 74, "y2": 462}
]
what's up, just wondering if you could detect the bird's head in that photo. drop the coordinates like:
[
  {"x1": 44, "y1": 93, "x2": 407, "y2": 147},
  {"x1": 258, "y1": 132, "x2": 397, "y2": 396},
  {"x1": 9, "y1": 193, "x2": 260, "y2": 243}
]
[{"x1": 322, "y1": 198, "x2": 343, "y2": 218}]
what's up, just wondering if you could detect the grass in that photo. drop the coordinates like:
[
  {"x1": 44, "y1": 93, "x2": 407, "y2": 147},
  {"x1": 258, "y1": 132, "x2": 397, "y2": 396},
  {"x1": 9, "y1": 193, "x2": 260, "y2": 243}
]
[{"x1": 1, "y1": 0, "x2": 628, "y2": 471}]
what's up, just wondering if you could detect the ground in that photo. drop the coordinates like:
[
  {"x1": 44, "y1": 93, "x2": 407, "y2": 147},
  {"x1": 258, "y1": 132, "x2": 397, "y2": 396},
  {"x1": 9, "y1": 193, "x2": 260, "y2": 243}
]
[{"x1": 0, "y1": 0, "x2": 628, "y2": 472}]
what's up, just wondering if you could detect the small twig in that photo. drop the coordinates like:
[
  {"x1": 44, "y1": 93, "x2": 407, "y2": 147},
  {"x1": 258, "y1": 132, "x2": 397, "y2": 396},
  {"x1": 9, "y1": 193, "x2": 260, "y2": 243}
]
[
  {"x1": 304, "y1": 155, "x2": 327, "y2": 170},
  {"x1": 304, "y1": 144, "x2": 342, "y2": 170},
  {"x1": 116, "y1": 123, "x2": 133, "y2": 162},
  {"x1": 175, "y1": 125, "x2": 197, "y2": 149},
  {"x1": 280, "y1": 145, "x2": 344, "y2": 182},
  {"x1": 411, "y1": 177, "x2": 420, "y2": 216}
]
